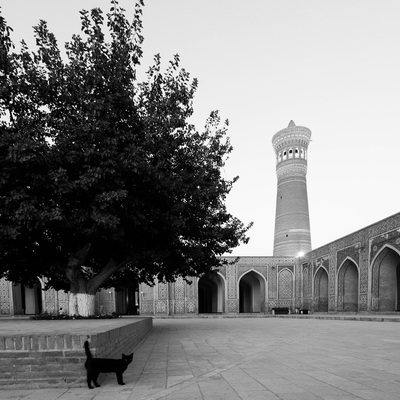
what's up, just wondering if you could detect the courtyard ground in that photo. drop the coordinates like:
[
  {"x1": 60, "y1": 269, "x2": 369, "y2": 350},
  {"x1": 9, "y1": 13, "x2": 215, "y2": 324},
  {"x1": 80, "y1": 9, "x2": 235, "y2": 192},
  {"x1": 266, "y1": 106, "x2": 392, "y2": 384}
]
[{"x1": 1, "y1": 315, "x2": 400, "y2": 399}]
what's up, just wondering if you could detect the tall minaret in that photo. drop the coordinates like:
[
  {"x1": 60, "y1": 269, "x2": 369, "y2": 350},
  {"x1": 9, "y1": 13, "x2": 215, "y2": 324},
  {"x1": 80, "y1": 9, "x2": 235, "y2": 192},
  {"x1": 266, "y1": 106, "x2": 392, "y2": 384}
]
[{"x1": 272, "y1": 121, "x2": 312, "y2": 257}]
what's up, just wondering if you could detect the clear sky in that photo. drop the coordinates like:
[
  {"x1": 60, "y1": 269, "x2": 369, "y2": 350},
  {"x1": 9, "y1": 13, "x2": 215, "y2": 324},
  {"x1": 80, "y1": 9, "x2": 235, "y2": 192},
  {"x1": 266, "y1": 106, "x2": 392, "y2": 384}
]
[{"x1": 2, "y1": 0, "x2": 400, "y2": 256}]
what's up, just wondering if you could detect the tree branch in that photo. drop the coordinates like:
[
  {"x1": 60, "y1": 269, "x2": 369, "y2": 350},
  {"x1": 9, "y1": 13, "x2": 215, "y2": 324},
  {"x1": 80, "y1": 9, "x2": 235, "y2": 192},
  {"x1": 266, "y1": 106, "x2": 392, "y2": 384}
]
[
  {"x1": 87, "y1": 258, "x2": 126, "y2": 294},
  {"x1": 65, "y1": 243, "x2": 92, "y2": 291}
]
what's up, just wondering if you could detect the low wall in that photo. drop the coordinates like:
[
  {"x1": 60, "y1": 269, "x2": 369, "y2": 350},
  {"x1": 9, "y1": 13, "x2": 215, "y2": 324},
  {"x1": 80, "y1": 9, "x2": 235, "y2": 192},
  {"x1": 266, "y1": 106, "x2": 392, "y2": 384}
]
[{"x1": 0, "y1": 317, "x2": 152, "y2": 389}]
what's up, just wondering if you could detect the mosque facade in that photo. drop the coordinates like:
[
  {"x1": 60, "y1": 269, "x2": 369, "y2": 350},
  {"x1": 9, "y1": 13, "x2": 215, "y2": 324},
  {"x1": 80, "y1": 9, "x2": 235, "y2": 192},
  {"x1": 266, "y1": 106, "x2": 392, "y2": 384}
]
[
  {"x1": 138, "y1": 122, "x2": 400, "y2": 315},
  {"x1": 1, "y1": 122, "x2": 400, "y2": 316}
]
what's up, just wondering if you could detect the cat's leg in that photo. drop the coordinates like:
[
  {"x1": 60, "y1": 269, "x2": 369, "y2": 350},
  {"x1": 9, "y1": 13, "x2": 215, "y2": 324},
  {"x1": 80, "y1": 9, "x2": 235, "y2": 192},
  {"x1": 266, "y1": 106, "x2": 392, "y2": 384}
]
[
  {"x1": 87, "y1": 373, "x2": 94, "y2": 389},
  {"x1": 116, "y1": 372, "x2": 125, "y2": 385},
  {"x1": 93, "y1": 372, "x2": 101, "y2": 388}
]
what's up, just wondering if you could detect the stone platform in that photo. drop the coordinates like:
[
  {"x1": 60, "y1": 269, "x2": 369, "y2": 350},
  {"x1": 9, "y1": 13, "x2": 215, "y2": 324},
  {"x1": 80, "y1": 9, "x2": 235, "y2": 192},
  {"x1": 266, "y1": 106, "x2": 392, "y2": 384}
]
[{"x1": 0, "y1": 317, "x2": 153, "y2": 389}]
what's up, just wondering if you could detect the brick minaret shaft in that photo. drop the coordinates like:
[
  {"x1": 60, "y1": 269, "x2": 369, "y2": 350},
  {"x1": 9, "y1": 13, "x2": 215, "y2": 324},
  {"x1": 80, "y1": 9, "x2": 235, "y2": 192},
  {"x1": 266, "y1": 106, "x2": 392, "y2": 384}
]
[{"x1": 272, "y1": 120, "x2": 312, "y2": 257}]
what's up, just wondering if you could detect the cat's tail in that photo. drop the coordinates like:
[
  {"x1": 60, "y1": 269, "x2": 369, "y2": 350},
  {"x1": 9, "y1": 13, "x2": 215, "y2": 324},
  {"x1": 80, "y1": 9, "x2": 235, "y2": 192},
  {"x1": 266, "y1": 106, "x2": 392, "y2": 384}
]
[{"x1": 84, "y1": 340, "x2": 92, "y2": 359}]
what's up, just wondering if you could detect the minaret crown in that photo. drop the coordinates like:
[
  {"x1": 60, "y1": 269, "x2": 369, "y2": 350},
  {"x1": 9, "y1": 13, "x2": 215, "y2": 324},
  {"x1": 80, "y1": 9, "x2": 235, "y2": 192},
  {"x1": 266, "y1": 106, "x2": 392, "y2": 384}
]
[{"x1": 272, "y1": 121, "x2": 312, "y2": 166}]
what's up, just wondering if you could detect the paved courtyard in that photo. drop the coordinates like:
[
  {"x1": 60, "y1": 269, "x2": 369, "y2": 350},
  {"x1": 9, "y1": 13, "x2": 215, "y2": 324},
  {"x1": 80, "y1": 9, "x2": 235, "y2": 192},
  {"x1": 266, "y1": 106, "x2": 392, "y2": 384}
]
[{"x1": 1, "y1": 316, "x2": 400, "y2": 399}]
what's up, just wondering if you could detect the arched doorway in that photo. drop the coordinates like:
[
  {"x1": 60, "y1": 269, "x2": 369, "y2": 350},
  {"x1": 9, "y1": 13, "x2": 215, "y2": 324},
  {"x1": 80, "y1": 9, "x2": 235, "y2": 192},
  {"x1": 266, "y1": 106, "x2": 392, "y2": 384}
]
[
  {"x1": 12, "y1": 281, "x2": 43, "y2": 315},
  {"x1": 239, "y1": 271, "x2": 266, "y2": 313},
  {"x1": 115, "y1": 281, "x2": 140, "y2": 315},
  {"x1": 372, "y1": 247, "x2": 400, "y2": 311},
  {"x1": 314, "y1": 267, "x2": 328, "y2": 312},
  {"x1": 198, "y1": 274, "x2": 225, "y2": 313},
  {"x1": 338, "y1": 259, "x2": 359, "y2": 311}
]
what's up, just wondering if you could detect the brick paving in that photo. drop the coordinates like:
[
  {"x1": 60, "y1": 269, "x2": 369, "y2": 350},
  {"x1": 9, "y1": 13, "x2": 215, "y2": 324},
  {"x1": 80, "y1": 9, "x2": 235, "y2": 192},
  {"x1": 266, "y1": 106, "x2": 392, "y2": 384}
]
[{"x1": 1, "y1": 315, "x2": 400, "y2": 399}]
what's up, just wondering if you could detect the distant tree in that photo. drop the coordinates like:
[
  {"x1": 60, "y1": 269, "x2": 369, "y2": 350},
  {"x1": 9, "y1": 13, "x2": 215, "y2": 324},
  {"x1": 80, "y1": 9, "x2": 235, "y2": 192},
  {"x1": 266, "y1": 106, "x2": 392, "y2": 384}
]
[{"x1": 0, "y1": 1, "x2": 251, "y2": 316}]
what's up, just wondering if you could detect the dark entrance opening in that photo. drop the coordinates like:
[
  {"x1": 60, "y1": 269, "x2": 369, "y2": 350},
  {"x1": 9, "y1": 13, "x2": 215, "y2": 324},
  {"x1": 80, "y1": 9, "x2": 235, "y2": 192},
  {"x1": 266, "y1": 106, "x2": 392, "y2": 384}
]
[
  {"x1": 239, "y1": 271, "x2": 265, "y2": 313},
  {"x1": 12, "y1": 282, "x2": 43, "y2": 315},
  {"x1": 115, "y1": 282, "x2": 139, "y2": 315},
  {"x1": 315, "y1": 268, "x2": 328, "y2": 312},
  {"x1": 198, "y1": 274, "x2": 224, "y2": 313},
  {"x1": 376, "y1": 248, "x2": 400, "y2": 311}
]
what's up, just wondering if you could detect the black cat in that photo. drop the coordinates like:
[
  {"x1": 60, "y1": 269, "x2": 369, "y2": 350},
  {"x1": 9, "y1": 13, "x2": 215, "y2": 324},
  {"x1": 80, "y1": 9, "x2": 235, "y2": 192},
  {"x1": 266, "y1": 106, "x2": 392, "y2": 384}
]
[{"x1": 84, "y1": 340, "x2": 133, "y2": 389}]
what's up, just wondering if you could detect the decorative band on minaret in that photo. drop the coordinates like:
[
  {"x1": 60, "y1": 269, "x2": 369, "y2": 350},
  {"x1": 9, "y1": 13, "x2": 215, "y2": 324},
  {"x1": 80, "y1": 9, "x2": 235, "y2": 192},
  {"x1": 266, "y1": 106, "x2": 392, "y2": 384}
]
[{"x1": 272, "y1": 120, "x2": 312, "y2": 257}]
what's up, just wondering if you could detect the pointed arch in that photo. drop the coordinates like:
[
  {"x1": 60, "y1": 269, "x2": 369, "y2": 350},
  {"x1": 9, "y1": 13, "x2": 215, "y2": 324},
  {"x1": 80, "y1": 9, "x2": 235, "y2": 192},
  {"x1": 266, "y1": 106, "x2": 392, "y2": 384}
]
[
  {"x1": 198, "y1": 272, "x2": 226, "y2": 313},
  {"x1": 371, "y1": 244, "x2": 400, "y2": 267},
  {"x1": 238, "y1": 269, "x2": 267, "y2": 313},
  {"x1": 237, "y1": 268, "x2": 267, "y2": 285},
  {"x1": 337, "y1": 257, "x2": 359, "y2": 311},
  {"x1": 313, "y1": 265, "x2": 328, "y2": 279},
  {"x1": 314, "y1": 266, "x2": 328, "y2": 312},
  {"x1": 371, "y1": 245, "x2": 400, "y2": 311}
]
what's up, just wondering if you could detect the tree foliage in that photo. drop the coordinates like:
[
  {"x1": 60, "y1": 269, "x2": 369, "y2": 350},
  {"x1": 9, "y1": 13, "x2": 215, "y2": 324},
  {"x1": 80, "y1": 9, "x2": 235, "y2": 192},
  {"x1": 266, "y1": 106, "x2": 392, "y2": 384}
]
[{"x1": 0, "y1": 1, "x2": 251, "y2": 297}]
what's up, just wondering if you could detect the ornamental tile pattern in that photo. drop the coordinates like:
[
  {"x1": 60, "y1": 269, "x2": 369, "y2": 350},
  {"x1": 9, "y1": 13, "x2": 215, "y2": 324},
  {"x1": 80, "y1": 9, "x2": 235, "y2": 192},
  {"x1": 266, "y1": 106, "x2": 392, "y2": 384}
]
[
  {"x1": 141, "y1": 300, "x2": 154, "y2": 315},
  {"x1": 337, "y1": 245, "x2": 360, "y2": 270},
  {"x1": 312, "y1": 255, "x2": 329, "y2": 276},
  {"x1": 140, "y1": 283, "x2": 154, "y2": 312},
  {"x1": 278, "y1": 299, "x2": 293, "y2": 308},
  {"x1": 227, "y1": 264, "x2": 237, "y2": 299},
  {"x1": 337, "y1": 292, "x2": 343, "y2": 309},
  {"x1": 279, "y1": 265, "x2": 293, "y2": 273},
  {"x1": 302, "y1": 266, "x2": 309, "y2": 298},
  {"x1": 359, "y1": 293, "x2": 368, "y2": 311},
  {"x1": 302, "y1": 263, "x2": 311, "y2": 299},
  {"x1": 370, "y1": 228, "x2": 400, "y2": 260},
  {"x1": 278, "y1": 269, "x2": 293, "y2": 299},
  {"x1": 329, "y1": 250, "x2": 337, "y2": 296},
  {"x1": 155, "y1": 300, "x2": 167, "y2": 314},
  {"x1": 158, "y1": 282, "x2": 167, "y2": 300},
  {"x1": 0, "y1": 278, "x2": 11, "y2": 315},
  {"x1": 218, "y1": 264, "x2": 227, "y2": 279},
  {"x1": 328, "y1": 247, "x2": 337, "y2": 312},
  {"x1": 268, "y1": 266, "x2": 277, "y2": 299},
  {"x1": 175, "y1": 277, "x2": 184, "y2": 300},
  {"x1": 238, "y1": 265, "x2": 251, "y2": 277},
  {"x1": 186, "y1": 299, "x2": 196, "y2": 313},
  {"x1": 58, "y1": 290, "x2": 69, "y2": 315},
  {"x1": 43, "y1": 288, "x2": 57, "y2": 314},
  {"x1": 253, "y1": 266, "x2": 268, "y2": 278},
  {"x1": 174, "y1": 300, "x2": 185, "y2": 314},
  {"x1": 186, "y1": 277, "x2": 195, "y2": 298},
  {"x1": 268, "y1": 299, "x2": 278, "y2": 309},
  {"x1": 295, "y1": 264, "x2": 301, "y2": 303},
  {"x1": 185, "y1": 277, "x2": 197, "y2": 313},
  {"x1": 227, "y1": 299, "x2": 238, "y2": 313},
  {"x1": 168, "y1": 283, "x2": 174, "y2": 314},
  {"x1": 371, "y1": 257, "x2": 380, "y2": 312},
  {"x1": 329, "y1": 296, "x2": 336, "y2": 310},
  {"x1": 359, "y1": 246, "x2": 369, "y2": 294}
]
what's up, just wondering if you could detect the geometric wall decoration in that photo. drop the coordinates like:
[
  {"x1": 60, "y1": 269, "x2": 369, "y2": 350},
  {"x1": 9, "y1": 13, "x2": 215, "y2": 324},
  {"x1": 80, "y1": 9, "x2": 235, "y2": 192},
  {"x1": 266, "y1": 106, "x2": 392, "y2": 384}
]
[
  {"x1": 0, "y1": 278, "x2": 11, "y2": 315},
  {"x1": 278, "y1": 269, "x2": 293, "y2": 299}
]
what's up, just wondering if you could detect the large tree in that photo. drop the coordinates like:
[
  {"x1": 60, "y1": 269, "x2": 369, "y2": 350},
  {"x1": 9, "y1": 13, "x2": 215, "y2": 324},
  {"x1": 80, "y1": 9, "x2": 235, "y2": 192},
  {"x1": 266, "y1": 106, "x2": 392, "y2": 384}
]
[{"x1": 0, "y1": 1, "x2": 251, "y2": 316}]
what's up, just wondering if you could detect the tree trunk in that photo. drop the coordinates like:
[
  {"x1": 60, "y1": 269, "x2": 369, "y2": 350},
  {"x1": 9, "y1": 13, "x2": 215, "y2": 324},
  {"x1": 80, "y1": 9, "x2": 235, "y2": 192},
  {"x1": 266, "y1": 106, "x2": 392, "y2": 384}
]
[
  {"x1": 76, "y1": 293, "x2": 96, "y2": 317},
  {"x1": 68, "y1": 292, "x2": 78, "y2": 316},
  {"x1": 65, "y1": 246, "x2": 122, "y2": 316},
  {"x1": 68, "y1": 292, "x2": 96, "y2": 316}
]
